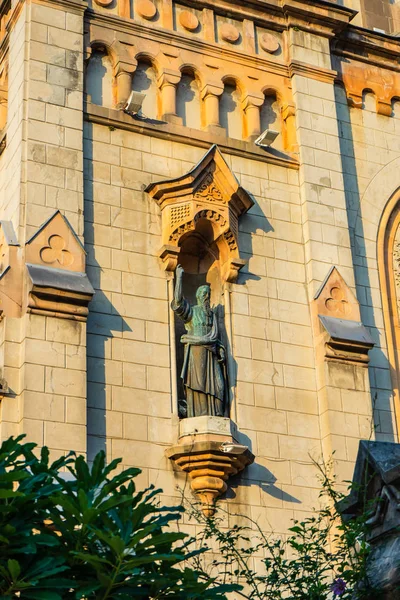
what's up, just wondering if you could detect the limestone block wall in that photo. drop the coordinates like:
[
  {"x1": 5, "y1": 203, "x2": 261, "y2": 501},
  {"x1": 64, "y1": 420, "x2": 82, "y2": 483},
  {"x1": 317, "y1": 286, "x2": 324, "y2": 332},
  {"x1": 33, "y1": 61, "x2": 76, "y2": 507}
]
[
  {"x1": 0, "y1": 0, "x2": 89, "y2": 458},
  {"x1": 2, "y1": 0, "x2": 400, "y2": 545},
  {"x1": 334, "y1": 87, "x2": 400, "y2": 444},
  {"x1": 83, "y1": 120, "x2": 327, "y2": 531}
]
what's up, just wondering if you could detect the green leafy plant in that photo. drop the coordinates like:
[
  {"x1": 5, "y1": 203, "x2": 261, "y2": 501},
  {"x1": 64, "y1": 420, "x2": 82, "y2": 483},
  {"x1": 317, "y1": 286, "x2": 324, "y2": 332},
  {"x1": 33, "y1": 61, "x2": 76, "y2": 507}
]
[
  {"x1": 0, "y1": 435, "x2": 237, "y2": 599},
  {"x1": 186, "y1": 461, "x2": 381, "y2": 600}
]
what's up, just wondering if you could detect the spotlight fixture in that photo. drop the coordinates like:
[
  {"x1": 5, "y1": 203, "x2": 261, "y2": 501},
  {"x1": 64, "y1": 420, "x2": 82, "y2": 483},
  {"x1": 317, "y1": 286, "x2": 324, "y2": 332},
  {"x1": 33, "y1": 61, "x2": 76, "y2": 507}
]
[
  {"x1": 123, "y1": 91, "x2": 145, "y2": 115},
  {"x1": 254, "y1": 128, "x2": 279, "y2": 148}
]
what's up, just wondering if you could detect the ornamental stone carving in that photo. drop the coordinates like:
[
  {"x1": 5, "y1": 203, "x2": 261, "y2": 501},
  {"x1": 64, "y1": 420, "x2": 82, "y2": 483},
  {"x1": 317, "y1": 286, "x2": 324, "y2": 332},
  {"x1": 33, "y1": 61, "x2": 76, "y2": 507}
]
[
  {"x1": 0, "y1": 211, "x2": 94, "y2": 321},
  {"x1": 145, "y1": 144, "x2": 254, "y2": 283},
  {"x1": 313, "y1": 266, "x2": 374, "y2": 365}
]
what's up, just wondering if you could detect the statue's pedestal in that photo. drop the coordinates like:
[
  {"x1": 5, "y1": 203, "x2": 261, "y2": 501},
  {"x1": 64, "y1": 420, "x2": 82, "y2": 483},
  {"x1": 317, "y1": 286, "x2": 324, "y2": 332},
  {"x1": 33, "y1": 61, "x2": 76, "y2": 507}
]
[{"x1": 165, "y1": 416, "x2": 254, "y2": 517}]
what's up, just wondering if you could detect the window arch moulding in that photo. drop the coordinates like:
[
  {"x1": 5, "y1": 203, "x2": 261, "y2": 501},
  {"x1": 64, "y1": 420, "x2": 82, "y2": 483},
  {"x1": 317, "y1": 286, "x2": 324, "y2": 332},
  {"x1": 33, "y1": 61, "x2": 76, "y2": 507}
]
[{"x1": 378, "y1": 191, "x2": 400, "y2": 438}]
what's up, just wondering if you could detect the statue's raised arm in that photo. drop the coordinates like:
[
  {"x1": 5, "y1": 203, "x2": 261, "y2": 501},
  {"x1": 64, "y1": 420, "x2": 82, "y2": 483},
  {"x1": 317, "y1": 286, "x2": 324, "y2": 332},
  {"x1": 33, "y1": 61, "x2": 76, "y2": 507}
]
[{"x1": 171, "y1": 265, "x2": 192, "y2": 323}]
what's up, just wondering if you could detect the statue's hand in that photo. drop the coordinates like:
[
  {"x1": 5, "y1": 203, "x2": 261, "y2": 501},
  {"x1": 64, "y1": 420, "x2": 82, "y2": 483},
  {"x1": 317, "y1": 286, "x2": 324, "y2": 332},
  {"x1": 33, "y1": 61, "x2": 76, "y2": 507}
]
[
  {"x1": 176, "y1": 264, "x2": 184, "y2": 279},
  {"x1": 218, "y1": 346, "x2": 226, "y2": 363}
]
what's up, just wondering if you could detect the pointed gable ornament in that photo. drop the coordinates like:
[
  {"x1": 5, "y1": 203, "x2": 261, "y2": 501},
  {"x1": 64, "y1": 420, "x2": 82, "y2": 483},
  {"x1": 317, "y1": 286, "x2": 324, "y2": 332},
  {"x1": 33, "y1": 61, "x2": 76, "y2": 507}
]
[
  {"x1": 313, "y1": 266, "x2": 374, "y2": 364},
  {"x1": 25, "y1": 211, "x2": 94, "y2": 321},
  {"x1": 0, "y1": 212, "x2": 94, "y2": 321},
  {"x1": 145, "y1": 145, "x2": 254, "y2": 282}
]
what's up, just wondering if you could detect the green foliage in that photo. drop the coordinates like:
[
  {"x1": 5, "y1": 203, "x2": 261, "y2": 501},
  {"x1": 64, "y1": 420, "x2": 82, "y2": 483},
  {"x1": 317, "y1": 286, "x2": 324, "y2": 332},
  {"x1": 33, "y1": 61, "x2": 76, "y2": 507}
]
[
  {"x1": 0, "y1": 436, "x2": 236, "y2": 599},
  {"x1": 187, "y1": 462, "x2": 380, "y2": 600}
]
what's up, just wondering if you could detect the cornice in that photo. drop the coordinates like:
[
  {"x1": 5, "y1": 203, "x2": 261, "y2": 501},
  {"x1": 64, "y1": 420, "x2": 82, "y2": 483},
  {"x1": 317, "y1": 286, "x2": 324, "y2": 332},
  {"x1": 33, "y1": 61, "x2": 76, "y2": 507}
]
[
  {"x1": 289, "y1": 60, "x2": 337, "y2": 83},
  {"x1": 333, "y1": 25, "x2": 400, "y2": 73},
  {"x1": 32, "y1": 0, "x2": 87, "y2": 14},
  {"x1": 85, "y1": 103, "x2": 299, "y2": 170},
  {"x1": 282, "y1": 0, "x2": 356, "y2": 36},
  {"x1": 87, "y1": 10, "x2": 291, "y2": 80}
]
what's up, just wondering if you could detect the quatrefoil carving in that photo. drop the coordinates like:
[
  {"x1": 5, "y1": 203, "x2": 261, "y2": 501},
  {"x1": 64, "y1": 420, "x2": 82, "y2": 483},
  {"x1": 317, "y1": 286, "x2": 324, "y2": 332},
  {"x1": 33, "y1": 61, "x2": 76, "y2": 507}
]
[
  {"x1": 40, "y1": 235, "x2": 74, "y2": 267},
  {"x1": 325, "y1": 286, "x2": 350, "y2": 316}
]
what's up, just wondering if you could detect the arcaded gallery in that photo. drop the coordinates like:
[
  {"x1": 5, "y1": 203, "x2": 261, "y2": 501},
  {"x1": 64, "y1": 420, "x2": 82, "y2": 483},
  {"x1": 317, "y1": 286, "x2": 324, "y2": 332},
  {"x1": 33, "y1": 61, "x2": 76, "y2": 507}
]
[{"x1": 2, "y1": 0, "x2": 400, "y2": 594}]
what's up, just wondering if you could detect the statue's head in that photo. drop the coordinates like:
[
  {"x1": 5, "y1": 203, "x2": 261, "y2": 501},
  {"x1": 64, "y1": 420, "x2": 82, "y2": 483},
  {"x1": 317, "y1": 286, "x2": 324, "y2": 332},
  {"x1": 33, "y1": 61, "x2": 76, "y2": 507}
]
[{"x1": 196, "y1": 284, "x2": 211, "y2": 306}]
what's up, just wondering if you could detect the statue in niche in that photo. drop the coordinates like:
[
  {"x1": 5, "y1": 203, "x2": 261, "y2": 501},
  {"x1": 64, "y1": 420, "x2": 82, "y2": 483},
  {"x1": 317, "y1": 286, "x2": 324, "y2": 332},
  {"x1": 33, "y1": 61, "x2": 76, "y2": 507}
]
[{"x1": 172, "y1": 265, "x2": 228, "y2": 418}]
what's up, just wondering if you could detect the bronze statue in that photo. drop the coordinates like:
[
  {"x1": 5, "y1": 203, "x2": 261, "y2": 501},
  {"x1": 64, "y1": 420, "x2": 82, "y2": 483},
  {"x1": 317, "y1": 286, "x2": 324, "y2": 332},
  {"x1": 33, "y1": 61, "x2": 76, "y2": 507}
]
[{"x1": 172, "y1": 265, "x2": 227, "y2": 418}]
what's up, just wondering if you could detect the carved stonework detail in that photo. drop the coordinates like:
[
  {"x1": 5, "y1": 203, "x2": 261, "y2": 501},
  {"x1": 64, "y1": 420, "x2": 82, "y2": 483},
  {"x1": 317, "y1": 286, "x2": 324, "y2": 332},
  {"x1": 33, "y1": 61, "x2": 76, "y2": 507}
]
[
  {"x1": 194, "y1": 172, "x2": 224, "y2": 202},
  {"x1": 166, "y1": 417, "x2": 254, "y2": 517},
  {"x1": 393, "y1": 227, "x2": 400, "y2": 313},
  {"x1": 325, "y1": 286, "x2": 351, "y2": 316},
  {"x1": 145, "y1": 145, "x2": 253, "y2": 283},
  {"x1": 0, "y1": 212, "x2": 94, "y2": 321},
  {"x1": 40, "y1": 235, "x2": 74, "y2": 267},
  {"x1": 313, "y1": 267, "x2": 373, "y2": 365},
  {"x1": 170, "y1": 204, "x2": 190, "y2": 228},
  {"x1": 314, "y1": 266, "x2": 360, "y2": 322}
]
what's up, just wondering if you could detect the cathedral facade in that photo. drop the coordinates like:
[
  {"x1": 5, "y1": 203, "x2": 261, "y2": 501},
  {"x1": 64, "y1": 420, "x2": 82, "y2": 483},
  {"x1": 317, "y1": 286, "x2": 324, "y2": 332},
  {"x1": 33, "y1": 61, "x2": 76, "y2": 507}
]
[{"x1": 0, "y1": 0, "x2": 400, "y2": 535}]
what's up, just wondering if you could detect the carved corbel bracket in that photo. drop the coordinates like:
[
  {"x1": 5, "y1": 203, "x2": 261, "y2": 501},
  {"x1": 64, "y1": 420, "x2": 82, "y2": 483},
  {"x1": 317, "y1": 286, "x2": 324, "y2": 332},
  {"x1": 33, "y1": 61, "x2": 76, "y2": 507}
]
[
  {"x1": 312, "y1": 266, "x2": 374, "y2": 365},
  {"x1": 166, "y1": 417, "x2": 254, "y2": 516},
  {"x1": 145, "y1": 144, "x2": 254, "y2": 283}
]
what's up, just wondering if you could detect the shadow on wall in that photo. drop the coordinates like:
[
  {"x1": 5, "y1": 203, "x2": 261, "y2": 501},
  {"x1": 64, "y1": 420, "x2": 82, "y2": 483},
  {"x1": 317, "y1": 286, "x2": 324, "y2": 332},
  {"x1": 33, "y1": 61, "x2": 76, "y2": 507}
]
[
  {"x1": 83, "y1": 121, "x2": 133, "y2": 462},
  {"x1": 228, "y1": 431, "x2": 301, "y2": 504},
  {"x1": 334, "y1": 82, "x2": 395, "y2": 442}
]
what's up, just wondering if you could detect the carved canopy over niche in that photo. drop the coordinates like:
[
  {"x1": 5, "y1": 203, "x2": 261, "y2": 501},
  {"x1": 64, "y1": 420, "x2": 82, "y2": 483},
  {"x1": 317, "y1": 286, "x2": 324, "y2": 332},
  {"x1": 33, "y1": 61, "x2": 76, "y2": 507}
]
[{"x1": 145, "y1": 145, "x2": 254, "y2": 282}]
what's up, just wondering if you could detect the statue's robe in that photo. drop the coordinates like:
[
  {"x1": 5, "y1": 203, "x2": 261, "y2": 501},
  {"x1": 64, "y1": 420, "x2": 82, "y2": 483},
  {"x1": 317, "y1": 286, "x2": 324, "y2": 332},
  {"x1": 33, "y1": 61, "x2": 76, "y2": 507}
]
[{"x1": 172, "y1": 296, "x2": 225, "y2": 417}]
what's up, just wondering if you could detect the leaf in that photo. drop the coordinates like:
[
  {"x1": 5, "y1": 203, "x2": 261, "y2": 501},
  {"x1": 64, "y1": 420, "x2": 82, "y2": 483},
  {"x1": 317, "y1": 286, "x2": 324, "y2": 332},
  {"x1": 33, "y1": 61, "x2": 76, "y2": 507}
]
[
  {"x1": 7, "y1": 559, "x2": 21, "y2": 580},
  {"x1": 0, "y1": 489, "x2": 24, "y2": 498},
  {"x1": 22, "y1": 591, "x2": 63, "y2": 600}
]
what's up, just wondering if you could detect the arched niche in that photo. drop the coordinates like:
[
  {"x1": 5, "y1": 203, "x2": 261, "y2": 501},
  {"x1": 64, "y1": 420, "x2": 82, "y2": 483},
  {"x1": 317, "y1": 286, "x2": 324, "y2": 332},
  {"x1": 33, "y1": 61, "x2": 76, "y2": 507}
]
[
  {"x1": 176, "y1": 70, "x2": 201, "y2": 129},
  {"x1": 85, "y1": 48, "x2": 115, "y2": 108},
  {"x1": 219, "y1": 80, "x2": 242, "y2": 140},
  {"x1": 146, "y1": 144, "x2": 254, "y2": 417},
  {"x1": 260, "y1": 90, "x2": 282, "y2": 151},
  {"x1": 132, "y1": 59, "x2": 158, "y2": 119}
]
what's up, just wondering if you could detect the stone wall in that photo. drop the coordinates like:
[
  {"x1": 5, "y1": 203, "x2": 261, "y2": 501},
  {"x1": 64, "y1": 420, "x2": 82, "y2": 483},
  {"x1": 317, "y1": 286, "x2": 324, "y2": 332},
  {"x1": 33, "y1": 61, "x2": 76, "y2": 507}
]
[{"x1": 0, "y1": 0, "x2": 400, "y2": 544}]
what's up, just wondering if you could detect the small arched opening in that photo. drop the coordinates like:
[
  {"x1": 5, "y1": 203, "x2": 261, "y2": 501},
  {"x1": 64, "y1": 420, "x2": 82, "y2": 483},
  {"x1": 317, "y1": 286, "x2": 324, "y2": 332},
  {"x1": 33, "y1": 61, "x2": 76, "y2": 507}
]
[
  {"x1": 219, "y1": 79, "x2": 242, "y2": 140},
  {"x1": 260, "y1": 90, "x2": 282, "y2": 151},
  {"x1": 176, "y1": 69, "x2": 201, "y2": 129},
  {"x1": 85, "y1": 47, "x2": 115, "y2": 108},
  {"x1": 132, "y1": 59, "x2": 158, "y2": 119}
]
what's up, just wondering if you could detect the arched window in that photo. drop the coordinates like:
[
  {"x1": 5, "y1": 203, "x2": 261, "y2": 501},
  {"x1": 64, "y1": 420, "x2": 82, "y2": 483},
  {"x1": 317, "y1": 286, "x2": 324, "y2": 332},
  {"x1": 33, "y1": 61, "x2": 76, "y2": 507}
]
[
  {"x1": 176, "y1": 71, "x2": 201, "y2": 129},
  {"x1": 85, "y1": 49, "x2": 114, "y2": 108},
  {"x1": 219, "y1": 81, "x2": 242, "y2": 140},
  {"x1": 132, "y1": 60, "x2": 158, "y2": 119},
  {"x1": 260, "y1": 92, "x2": 282, "y2": 150}
]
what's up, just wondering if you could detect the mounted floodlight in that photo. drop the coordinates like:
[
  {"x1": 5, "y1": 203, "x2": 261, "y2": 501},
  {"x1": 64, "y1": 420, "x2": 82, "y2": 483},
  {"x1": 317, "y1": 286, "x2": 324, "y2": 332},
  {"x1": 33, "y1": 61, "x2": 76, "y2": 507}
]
[
  {"x1": 254, "y1": 128, "x2": 279, "y2": 148},
  {"x1": 123, "y1": 91, "x2": 145, "y2": 115},
  {"x1": 220, "y1": 442, "x2": 248, "y2": 455}
]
